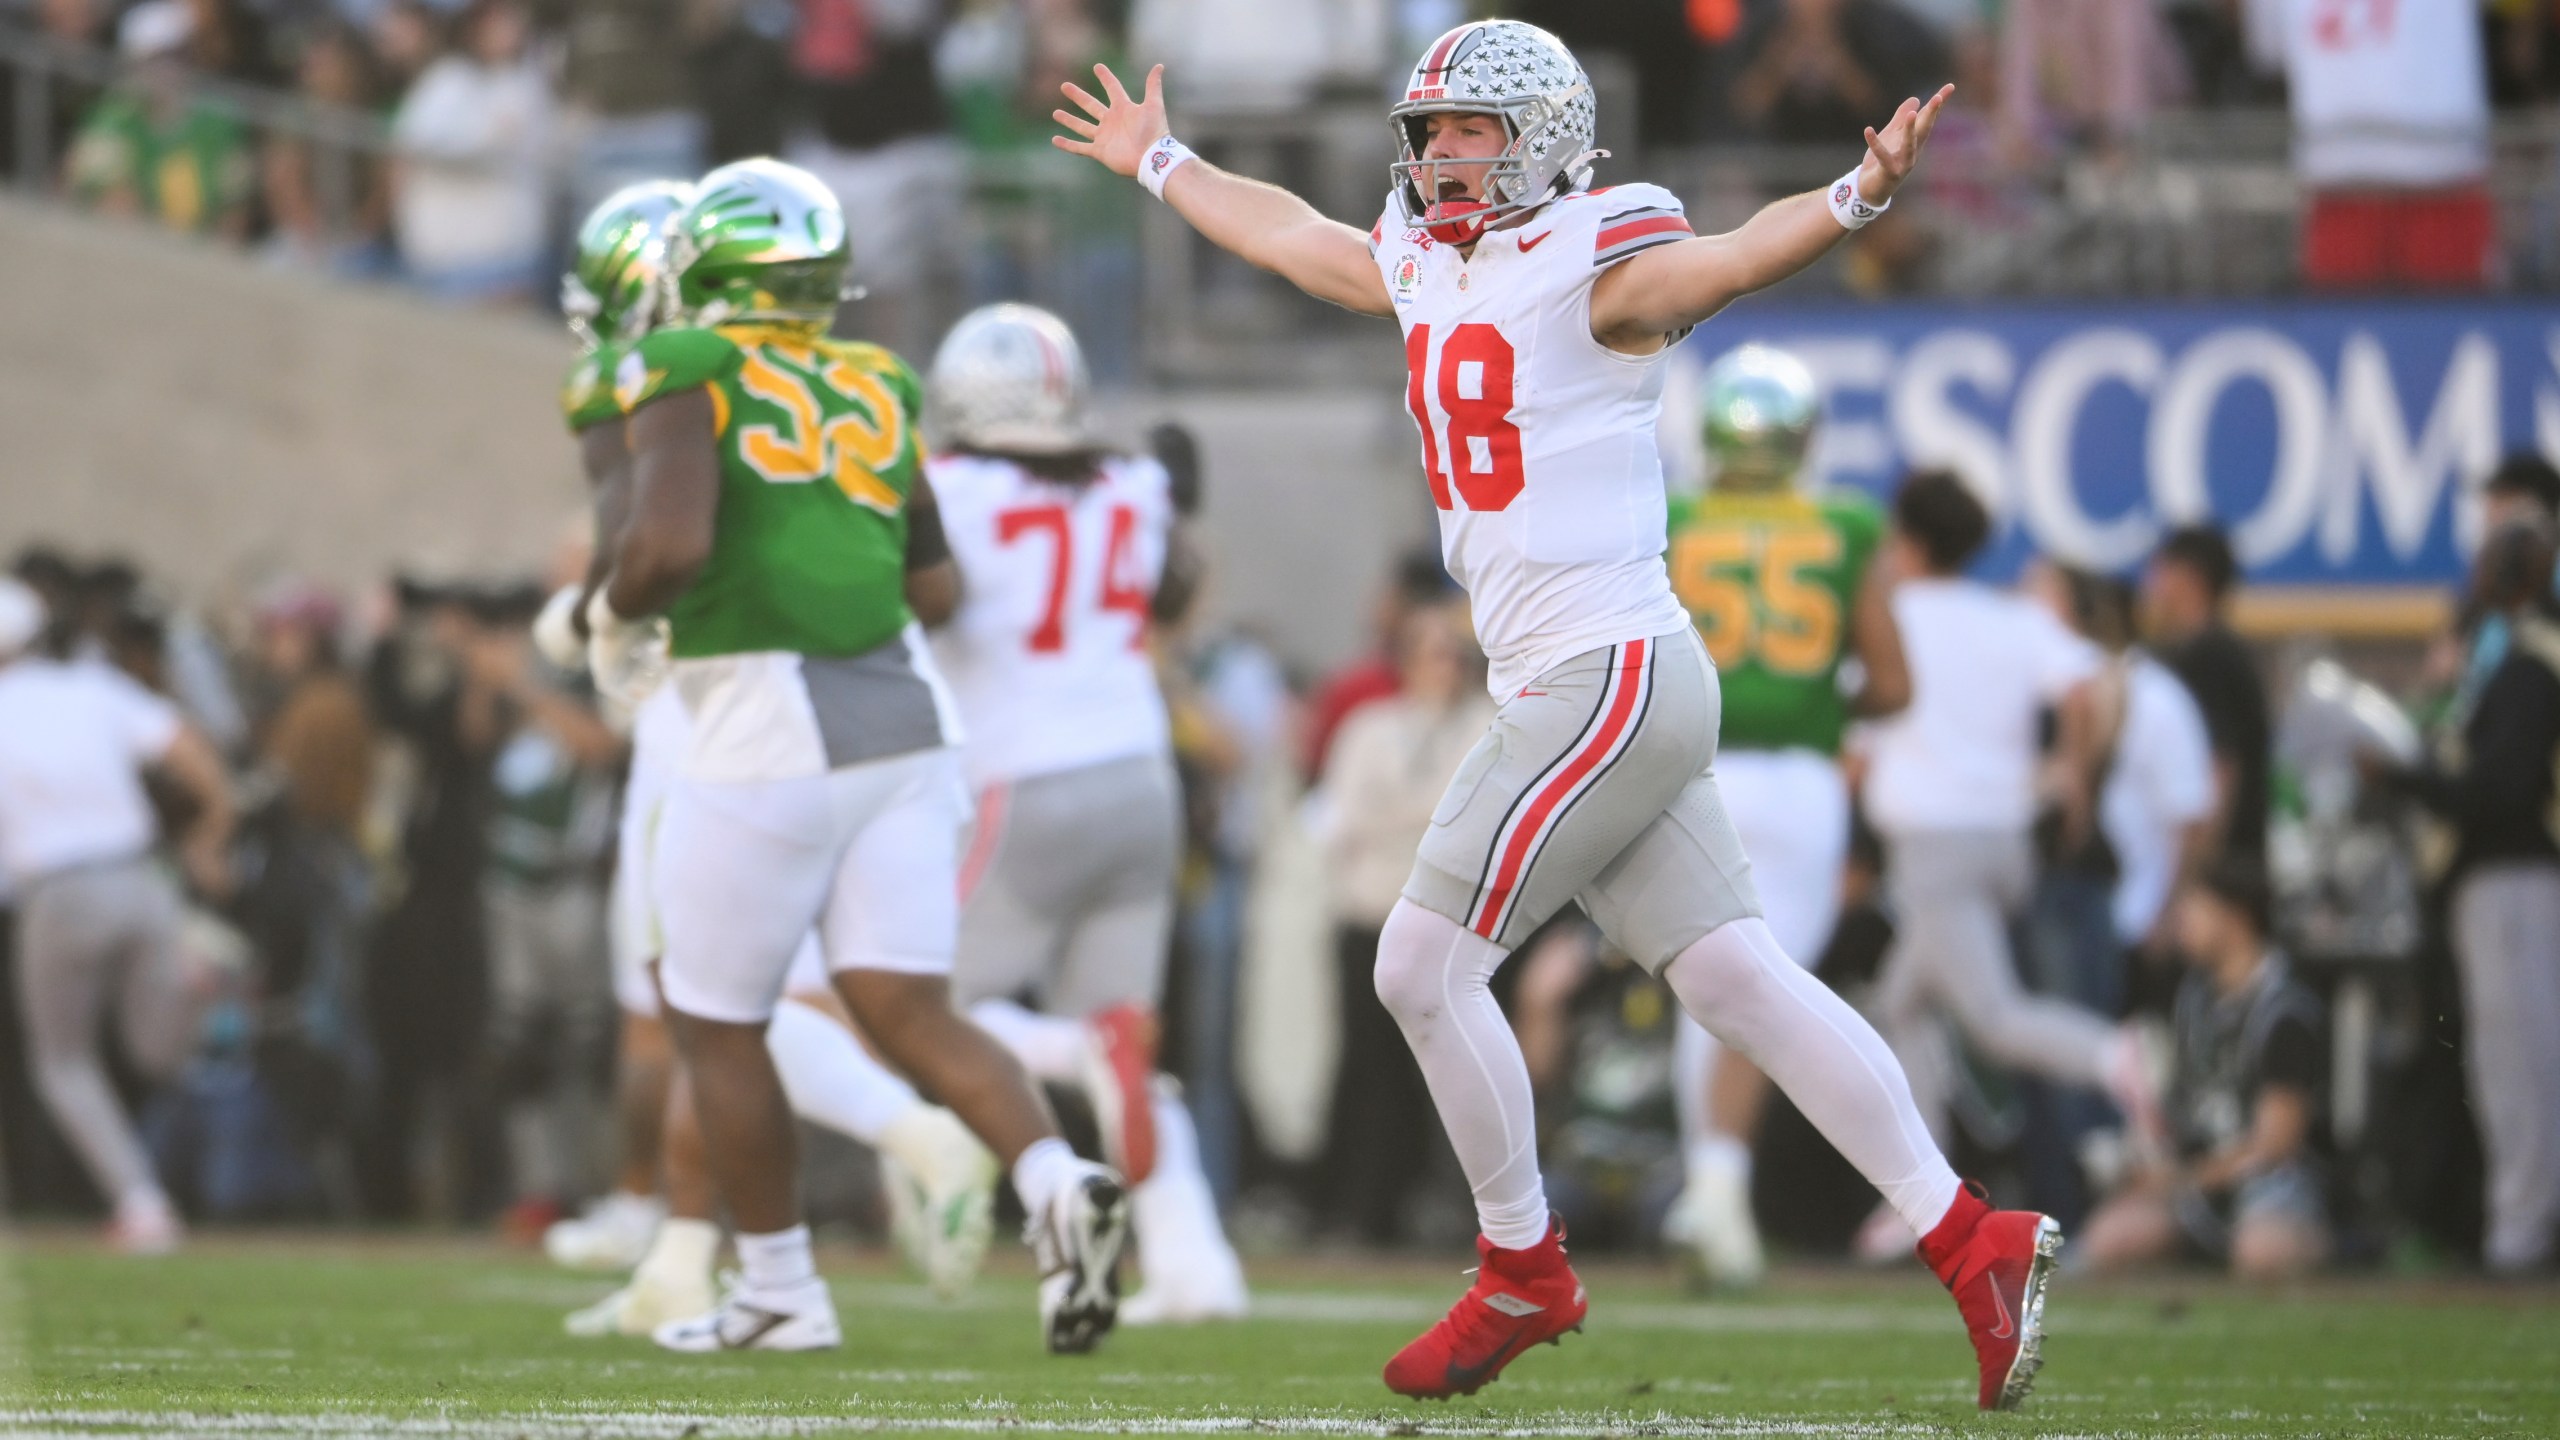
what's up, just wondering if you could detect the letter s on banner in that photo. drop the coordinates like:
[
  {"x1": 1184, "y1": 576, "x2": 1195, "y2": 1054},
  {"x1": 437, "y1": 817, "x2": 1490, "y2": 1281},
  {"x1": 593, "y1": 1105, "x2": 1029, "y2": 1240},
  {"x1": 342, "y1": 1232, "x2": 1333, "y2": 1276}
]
[
  {"x1": 1891, "y1": 330, "x2": 2016, "y2": 519},
  {"x1": 2149, "y1": 329, "x2": 2328, "y2": 568},
  {"x1": 2011, "y1": 328, "x2": 2165, "y2": 569}
]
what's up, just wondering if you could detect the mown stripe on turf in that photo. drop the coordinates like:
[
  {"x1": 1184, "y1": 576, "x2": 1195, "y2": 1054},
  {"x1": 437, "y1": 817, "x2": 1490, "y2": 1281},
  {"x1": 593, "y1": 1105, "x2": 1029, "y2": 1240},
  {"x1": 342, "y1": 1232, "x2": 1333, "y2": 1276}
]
[{"x1": 0, "y1": 1410, "x2": 2015, "y2": 1439}]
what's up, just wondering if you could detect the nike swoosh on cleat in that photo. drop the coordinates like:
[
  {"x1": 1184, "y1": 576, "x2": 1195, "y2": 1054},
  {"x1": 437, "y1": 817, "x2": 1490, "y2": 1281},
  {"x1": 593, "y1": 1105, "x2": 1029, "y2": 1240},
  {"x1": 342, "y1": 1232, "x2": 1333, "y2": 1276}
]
[
  {"x1": 1441, "y1": 1328, "x2": 1533, "y2": 1394},
  {"x1": 1985, "y1": 1279, "x2": 2015, "y2": 1342},
  {"x1": 721, "y1": 1305, "x2": 794, "y2": 1350}
]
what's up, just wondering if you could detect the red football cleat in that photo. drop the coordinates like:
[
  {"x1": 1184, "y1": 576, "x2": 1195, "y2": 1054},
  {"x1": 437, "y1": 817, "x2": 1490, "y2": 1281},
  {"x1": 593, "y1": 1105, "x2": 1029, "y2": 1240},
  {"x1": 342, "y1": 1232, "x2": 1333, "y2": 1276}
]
[
  {"x1": 1383, "y1": 1220, "x2": 1588, "y2": 1400},
  {"x1": 1084, "y1": 1004, "x2": 1159, "y2": 1185},
  {"x1": 1919, "y1": 1182, "x2": 2063, "y2": 1411}
]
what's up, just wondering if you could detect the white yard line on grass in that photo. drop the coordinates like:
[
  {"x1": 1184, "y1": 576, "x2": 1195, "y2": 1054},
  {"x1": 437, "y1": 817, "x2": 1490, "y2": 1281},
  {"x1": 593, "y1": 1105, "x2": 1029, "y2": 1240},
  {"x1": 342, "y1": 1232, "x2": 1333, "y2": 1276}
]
[
  {"x1": 1, "y1": 1407, "x2": 1951, "y2": 1439},
  {"x1": 0, "y1": 1405, "x2": 2499, "y2": 1440}
]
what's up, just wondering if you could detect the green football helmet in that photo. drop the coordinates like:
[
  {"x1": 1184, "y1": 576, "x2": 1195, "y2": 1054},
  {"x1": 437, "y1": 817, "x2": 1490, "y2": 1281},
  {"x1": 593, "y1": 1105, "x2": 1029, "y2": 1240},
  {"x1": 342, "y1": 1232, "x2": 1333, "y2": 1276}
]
[
  {"x1": 562, "y1": 179, "x2": 693, "y2": 352},
  {"x1": 664, "y1": 158, "x2": 854, "y2": 331},
  {"x1": 1700, "y1": 344, "x2": 1820, "y2": 493}
]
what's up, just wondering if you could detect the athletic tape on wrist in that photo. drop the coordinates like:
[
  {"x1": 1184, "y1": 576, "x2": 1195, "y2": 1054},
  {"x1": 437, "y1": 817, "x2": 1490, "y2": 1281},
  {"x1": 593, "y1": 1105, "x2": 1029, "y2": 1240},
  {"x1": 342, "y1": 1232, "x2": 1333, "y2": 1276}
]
[
  {"x1": 1138, "y1": 135, "x2": 1196, "y2": 200},
  {"x1": 1827, "y1": 167, "x2": 1889, "y2": 230}
]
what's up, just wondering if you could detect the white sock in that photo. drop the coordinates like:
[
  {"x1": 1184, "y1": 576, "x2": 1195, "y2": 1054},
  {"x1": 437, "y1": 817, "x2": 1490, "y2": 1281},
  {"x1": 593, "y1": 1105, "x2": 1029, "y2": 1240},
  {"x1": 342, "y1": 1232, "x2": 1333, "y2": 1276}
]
[
  {"x1": 734, "y1": 1223, "x2": 816, "y2": 1292},
  {"x1": 967, "y1": 998, "x2": 1092, "y2": 1083},
  {"x1": 637, "y1": 1215, "x2": 722, "y2": 1284},
  {"x1": 1686, "y1": 1135, "x2": 1751, "y2": 1186},
  {"x1": 1371, "y1": 900, "x2": 1549, "y2": 1251},
  {"x1": 767, "y1": 998, "x2": 924, "y2": 1144},
  {"x1": 1011, "y1": 1135, "x2": 1080, "y2": 1218},
  {"x1": 1134, "y1": 1086, "x2": 1242, "y2": 1288},
  {"x1": 1662, "y1": 917, "x2": 1959, "y2": 1237}
]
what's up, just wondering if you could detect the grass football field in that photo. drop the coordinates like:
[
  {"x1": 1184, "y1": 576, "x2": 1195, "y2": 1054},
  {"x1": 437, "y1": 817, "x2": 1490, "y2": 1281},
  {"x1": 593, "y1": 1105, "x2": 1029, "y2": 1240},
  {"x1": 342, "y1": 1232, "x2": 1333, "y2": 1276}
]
[{"x1": 3, "y1": 1232, "x2": 2555, "y2": 1438}]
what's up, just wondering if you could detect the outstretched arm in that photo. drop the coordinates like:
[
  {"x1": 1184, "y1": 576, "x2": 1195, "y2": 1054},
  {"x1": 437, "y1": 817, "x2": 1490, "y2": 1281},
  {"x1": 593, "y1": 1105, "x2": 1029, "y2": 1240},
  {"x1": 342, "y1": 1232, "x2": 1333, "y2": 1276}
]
[
  {"x1": 1591, "y1": 85, "x2": 1953, "y2": 352},
  {"x1": 1054, "y1": 64, "x2": 1392, "y2": 318}
]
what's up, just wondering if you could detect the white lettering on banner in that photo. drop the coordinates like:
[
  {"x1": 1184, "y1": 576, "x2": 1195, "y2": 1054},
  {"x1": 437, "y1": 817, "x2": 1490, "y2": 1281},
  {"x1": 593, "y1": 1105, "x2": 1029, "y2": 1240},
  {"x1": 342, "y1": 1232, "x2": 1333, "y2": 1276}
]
[
  {"x1": 1788, "y1": 338, "x2": 1896, "y2": 496},
  {"x1": 2148, "y1": 328, "x2": 2329, "y2": 567},
  {"x1": 1890, "y1": 330, "x2": 2016, "y2": 520},
  {"x1": 2011, "y1": 328, "x2": 2166, "y2": 568},
  {"x1": 2319, "y1": 332, "x2": 2499, "y2": 565},
  {"x1": 2536, "y1": 333, "x2": 2560, "y2": 466},
  {"x1": 1703, "y1": 319, "x2": 2543, "y2": 579}
]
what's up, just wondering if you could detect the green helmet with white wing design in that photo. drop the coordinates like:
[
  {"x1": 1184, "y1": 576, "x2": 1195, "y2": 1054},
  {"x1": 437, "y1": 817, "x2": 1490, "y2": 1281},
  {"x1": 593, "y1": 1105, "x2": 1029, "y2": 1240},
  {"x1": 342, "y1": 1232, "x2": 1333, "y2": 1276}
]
[
  {"x1": 663, "y1": 158, "x2": 855, "y2": 332},
  {"x1": 562, "y1": 179, "x2": 693, "y2": 351}
]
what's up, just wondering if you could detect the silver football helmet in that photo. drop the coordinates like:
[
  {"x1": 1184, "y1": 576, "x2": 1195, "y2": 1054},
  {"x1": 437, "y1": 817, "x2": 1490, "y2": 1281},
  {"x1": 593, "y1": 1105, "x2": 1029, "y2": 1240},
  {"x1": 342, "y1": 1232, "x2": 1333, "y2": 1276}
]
[
  {"x1": 1701, "y1": 345, "x2": 1820, "y2": 493},
  {"x1": 1389, "y1": 21, "x2": 1599, "y2": 246},
  {"x1": 928, "y1": 303, "x2": 1092, "y2": 456}
]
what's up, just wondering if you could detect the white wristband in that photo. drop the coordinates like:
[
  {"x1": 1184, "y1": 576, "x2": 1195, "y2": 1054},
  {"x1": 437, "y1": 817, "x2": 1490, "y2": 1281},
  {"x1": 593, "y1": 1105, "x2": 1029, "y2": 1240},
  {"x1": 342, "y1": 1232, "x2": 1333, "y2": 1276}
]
[
  {"x1": 1827, "y1": 166, "x2": 1889, "y2": 230},
  {"x1": 1137, "y1": 134, "x2": 1196, "y2": 200}
]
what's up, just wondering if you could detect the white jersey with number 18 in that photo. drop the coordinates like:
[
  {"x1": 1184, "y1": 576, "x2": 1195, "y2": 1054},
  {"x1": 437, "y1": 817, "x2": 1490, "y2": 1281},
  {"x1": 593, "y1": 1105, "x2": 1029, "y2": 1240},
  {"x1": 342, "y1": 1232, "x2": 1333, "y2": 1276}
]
[
  {"x1": 1371, "y1": 182, "x2": 1697, "y2": 700},
  {"x1": 929, "y1": 452, "x2": 1176, "y2": 789}
]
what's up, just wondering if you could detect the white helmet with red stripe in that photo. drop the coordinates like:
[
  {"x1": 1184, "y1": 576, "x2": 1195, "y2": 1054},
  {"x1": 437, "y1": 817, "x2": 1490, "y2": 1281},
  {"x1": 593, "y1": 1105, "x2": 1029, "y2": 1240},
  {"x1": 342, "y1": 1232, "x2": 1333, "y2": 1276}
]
[
  {"x1": 927, "y1": 302, "x2": 1092, "y2": 456},
  {"x1": 1389, "y1": 20, "x2": 1598, "y2": 247}
]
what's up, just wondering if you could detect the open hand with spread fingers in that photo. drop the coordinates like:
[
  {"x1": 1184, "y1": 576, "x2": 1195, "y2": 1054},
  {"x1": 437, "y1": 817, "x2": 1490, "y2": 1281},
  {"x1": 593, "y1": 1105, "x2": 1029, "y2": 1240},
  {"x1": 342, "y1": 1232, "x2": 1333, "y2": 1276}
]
[
  {"x1": 1856, "y1": 83, "x2": 1955, "y2": 206},
  {"x1": 1053, "y1": 63, "x2": 1169, "y2": 179}
]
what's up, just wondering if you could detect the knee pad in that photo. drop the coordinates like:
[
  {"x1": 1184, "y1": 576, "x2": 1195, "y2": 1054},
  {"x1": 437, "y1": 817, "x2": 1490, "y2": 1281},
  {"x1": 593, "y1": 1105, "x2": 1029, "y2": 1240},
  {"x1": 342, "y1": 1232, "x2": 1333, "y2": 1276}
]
[
  {"x1": 1371, "y1": 900, "x2": 1500, "y2": 1025},
  {"x1": 1370, "y1": 904, "x2": 1440, "y2": 1022}
]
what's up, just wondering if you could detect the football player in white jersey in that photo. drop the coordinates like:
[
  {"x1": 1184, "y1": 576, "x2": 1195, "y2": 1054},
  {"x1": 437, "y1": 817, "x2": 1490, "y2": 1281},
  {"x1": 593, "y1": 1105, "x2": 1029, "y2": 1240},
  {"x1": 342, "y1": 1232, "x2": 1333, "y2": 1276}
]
[
  {"x1": 1058, "y1": 21, "x2": 2060, "y2": 1411},
  {"x1": 923, "y1": 303, "x2": 1246, "y2": 1324}
]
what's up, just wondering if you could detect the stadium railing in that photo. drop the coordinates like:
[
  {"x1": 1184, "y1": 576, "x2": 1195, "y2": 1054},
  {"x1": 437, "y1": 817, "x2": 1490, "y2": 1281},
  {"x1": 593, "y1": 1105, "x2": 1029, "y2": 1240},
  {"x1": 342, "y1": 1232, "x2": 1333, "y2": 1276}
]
[
  {"x1": 0, "y1": 26, "x2": 389, "y2": 233},
  {"x1": 1151, "y1": 101, "x2": 2560, "y2": 383}
]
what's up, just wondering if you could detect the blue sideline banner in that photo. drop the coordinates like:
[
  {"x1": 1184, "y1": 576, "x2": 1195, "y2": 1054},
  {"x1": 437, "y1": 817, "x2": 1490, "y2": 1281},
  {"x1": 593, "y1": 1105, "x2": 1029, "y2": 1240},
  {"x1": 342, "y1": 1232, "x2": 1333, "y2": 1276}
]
[{"x1": 1670, "y1": 301, "x2": 2560, "y2": 585}]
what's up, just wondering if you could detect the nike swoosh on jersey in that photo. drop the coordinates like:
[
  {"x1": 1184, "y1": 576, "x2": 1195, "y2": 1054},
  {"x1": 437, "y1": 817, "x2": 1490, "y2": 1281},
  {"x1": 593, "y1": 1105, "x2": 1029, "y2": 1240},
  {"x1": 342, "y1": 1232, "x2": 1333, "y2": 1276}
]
[{"x1": 1517, "y1": 230, "x2": 1552, "y2": 253}]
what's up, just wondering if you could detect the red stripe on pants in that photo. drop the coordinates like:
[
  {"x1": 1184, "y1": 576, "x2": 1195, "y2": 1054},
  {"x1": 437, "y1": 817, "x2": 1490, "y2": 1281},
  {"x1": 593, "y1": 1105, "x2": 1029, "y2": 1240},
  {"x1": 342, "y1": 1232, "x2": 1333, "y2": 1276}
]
[{"x1": 1470, "y1": 639, "x2": 1648, "y2": 938}]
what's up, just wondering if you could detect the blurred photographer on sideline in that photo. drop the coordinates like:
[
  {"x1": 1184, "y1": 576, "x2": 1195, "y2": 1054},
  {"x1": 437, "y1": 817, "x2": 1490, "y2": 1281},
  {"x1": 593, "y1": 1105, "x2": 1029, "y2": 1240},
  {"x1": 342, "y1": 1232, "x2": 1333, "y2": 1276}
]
[{"x1": 2080, "y1": 858, "x2": 2328, "y2": 1280}]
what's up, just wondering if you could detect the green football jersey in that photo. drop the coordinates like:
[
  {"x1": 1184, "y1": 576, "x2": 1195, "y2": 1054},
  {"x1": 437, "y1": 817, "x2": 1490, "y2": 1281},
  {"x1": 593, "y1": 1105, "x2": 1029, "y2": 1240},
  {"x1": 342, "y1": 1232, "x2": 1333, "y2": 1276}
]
[
  {"x1": 1665, "y1": 488, "x2": 1884, "y2": 756},
  {"x1": 614, "y1": 323, "x2": 924, "y2": 661},
  {"x1": 560, "y1": 343, "x2": 624, "y2": 434}
]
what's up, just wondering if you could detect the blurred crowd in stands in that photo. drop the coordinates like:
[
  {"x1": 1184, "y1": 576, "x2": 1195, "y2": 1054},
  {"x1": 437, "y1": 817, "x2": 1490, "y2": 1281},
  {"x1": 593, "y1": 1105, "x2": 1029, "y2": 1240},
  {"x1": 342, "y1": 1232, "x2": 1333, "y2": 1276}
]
[
  {"x1": 8, "y1": 452, "x2": 2560, "y2": 1281},
  {"x1": 0, "y1": 0, "x2": 2541, "y2": 342}
]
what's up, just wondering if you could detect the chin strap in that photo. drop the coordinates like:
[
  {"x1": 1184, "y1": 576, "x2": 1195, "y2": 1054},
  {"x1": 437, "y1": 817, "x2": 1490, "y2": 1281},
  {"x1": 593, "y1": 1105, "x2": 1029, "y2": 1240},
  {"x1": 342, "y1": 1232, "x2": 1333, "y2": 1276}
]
[{"x1": 1562, "y1": 147, "x2": 1608, "y2": 194}]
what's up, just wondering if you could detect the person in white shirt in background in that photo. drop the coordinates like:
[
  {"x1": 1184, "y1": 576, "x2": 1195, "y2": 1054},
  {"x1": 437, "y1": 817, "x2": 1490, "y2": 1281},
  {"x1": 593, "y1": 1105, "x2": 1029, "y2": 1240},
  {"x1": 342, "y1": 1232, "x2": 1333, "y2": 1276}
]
[
  {"x1": 2016, "y1": 561, "x2": 2217, "y2": 1223},
  {"x1": 2022, "y1": 562, "x2": 2220, "y2": 990},
  {"x1": 0, "y1": 577, "x2": 235, "y2": 1253},
  {"x1": 1855, "y1": 472, "x2": 2159, "y2": 1257},
  {"x1": 390, "y1": 0, "x2": 553, "y2": 304}
]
